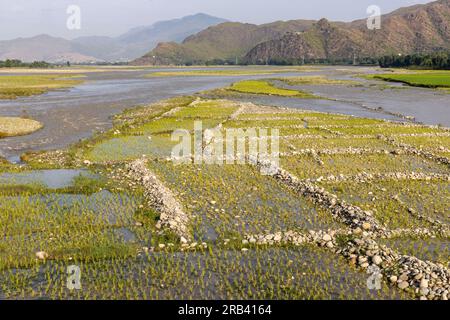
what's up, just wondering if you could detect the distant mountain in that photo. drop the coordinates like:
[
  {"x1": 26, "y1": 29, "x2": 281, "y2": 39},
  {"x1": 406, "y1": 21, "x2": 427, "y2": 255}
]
[
  {"x1": 245, "y1": 0, "x2": 450, "y2": 64},
  {"x1": 0, "y1": 13, "x2": 227, "y2": 63},
  {"x1": 134, "y1": 0, "x2": 450, "y2": 65},
  {"x1": 73, "y1": 13, "x2": 227, "y2": 61},
  {"x1": 0, "y1": 34, "x2": 98, "y2": 63},
  {"x1": 132, "y1": 20, "x2": 315, "y2": 65}
]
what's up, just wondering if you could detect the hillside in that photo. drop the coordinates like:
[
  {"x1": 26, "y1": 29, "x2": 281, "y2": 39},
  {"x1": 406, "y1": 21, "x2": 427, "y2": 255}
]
[
  {"x1": 245, "y1": 0, "x2": 450, "y2": 64},
  {"x1": 134, "y1": 0, "x2": 450, "y2": 65},
  {"x1": 132, "y1": 20, "x2": 315, "y2": 65}
]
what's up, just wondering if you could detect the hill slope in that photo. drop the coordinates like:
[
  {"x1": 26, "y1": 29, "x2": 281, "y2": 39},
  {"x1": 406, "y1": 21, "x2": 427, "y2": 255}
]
[
  {"x1": 245, "y1": 0, "x2": 450, "y2": 63},
  {"x1": 132, "y1": 20, "x2": 315, "y2": 65},
  {"x1": 135, "y1": 0, "x2": 450, "y2": 65}
]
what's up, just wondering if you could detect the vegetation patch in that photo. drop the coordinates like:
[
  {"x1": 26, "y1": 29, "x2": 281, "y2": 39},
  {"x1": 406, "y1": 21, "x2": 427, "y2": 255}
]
[
  {"x1": 281, "y1": 153, "x2": 448, "y2": 180},
  {"x1": 320, "y1": 180, "x2": 449, "y2": 229},
  {"x1": 0, "y1": 74, "x2": 84, "y2": 99},
  {"x1": 279, "y1": 76, "x2": 360, "y2": 86},
  {"x1": 228, "y1": 80, "x2": 317, "y2": 98},
  {"x1": 372, "y1": 72, "x2": 450, "y2": 89},
  {"x1": 0, "y1": 117, "x2": 43, "y2": 138}
]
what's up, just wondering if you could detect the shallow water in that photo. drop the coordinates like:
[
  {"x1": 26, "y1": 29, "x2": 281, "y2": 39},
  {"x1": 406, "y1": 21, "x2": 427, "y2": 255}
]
[
  {"x1": 290, "y1": 82, "x2": 450, "y2": 126},
  {"x1": 0, "y1": 66, "x2": 448, "y2": 160},
  {"x1": 0, "y1": 169, "x2": 96, "y2": 188}
]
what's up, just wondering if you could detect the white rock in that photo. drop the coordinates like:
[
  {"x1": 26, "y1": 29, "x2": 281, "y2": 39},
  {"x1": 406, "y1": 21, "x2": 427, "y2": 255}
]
[
  {"x1": 398, "y1": 281, "x2": 409, "y2": 290},
  {"x1": 420, "y1": 279, "x2": 429, "y2": 289},
  {"x1": 372, "y1": 255, "x2": 382, "y2": 265},
  {"x1": 180, "y1": 237, "x2": 188, "y2": 244},
  {"x1": 35, "y1": 251, "x2": 49, "y2": 260}
]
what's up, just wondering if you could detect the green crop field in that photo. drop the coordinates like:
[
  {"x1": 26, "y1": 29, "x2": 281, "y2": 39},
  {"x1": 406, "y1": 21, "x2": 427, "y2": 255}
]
[
  {"x1": 373, "y1": 72, "x2": 450, "y2": 89},
  {"x1": 1, "y1": 90, "x2": 448, "y2": 301}
]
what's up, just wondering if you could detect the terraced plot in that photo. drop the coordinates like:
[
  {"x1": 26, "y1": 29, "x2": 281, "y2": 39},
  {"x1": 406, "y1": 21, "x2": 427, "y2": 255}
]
[
  {"x1": 281, "y1": 154, "x2": 448, "y2": 180},
  {"x1": 393, "y1": 135, "x2": 450, "y2": 158},
  {"x1": 1, "y1": 95, "x2": 449, "y2": 300},
  {"x1": 319, "y1": 180, "x2": 449, "y2": 229},
  {"x1": 148, "y1": 161, "x2": 342, "y2": 240},
  {"x1": 0, "y1": 246, "x2": 406, "y2": 300}
]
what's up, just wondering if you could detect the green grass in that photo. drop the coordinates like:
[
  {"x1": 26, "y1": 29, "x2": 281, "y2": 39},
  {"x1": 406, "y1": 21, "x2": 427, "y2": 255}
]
[
  {"x1": 394, "y1": 136, "x2": 450, "y2": 157},
  {"x1": 147, "y1": 69, "x2": 283, "y2": 77},
  {"x1": 0, "y1": 246, "x2": 406, "y2": 300},
  {"x1": 228, "y1": 80, "x2": 317, "y2": 98},
  {"x1": 321, "y1": 180, "x2": 449, "y2": 229},
  {"x1": 373, "y1": 72, "x2": 450, "y2": 89},
  {"x1": 281, "y1": 153, "x2": 448, "y2": 180},
  {"x1": 0, "y1": 75, "x2": 84, "y2": 99},
  {"x1": 279, "y1": 76, "x2": 359, "y2": 86},
  {"x1": 331, "y1": 124, "x2": 443, "y2": 136},
  {"x1": 283, "y1": 137, "x2": 394, "y2": 152},
  {"x1": 380, "y1": 237, "x2": 450, "y2": 267},
  {"x1": 0, "y1": 190, "x2": 144, "y2": 270},
  {"x1": 148, "y1": 161, "x2": 342, "y2": 240}
]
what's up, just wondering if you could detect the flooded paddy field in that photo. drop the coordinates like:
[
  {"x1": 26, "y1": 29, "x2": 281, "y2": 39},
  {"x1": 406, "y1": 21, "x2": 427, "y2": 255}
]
[
  {"x1": 0, "y1": 66, "x2": 449, "y2": 300},
  {"x1": 1, "y1": 66, "x2": 448, "y2": 161}
]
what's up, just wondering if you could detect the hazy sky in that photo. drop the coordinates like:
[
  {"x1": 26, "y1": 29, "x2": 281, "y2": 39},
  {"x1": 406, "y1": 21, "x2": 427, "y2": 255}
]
[{"x1": 0, "y1": 0, "x2": 433, "y2": 40}]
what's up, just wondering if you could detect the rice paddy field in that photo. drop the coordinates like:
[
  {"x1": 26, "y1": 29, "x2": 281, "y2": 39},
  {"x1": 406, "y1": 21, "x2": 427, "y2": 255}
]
[
  {"x1": 228, "y1": 80, "x2": 317, "y2": 98},
  {"x1": 372, "y1": 71, "x2": 450, "y2": 90},
  {"x1": 0, "y1": 69, "x2": 449, "y2": 301}
]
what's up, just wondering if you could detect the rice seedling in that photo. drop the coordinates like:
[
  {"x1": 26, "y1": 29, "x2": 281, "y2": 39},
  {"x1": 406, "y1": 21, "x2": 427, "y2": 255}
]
[
  {"x1": 380, "y1": 237, "x2": 450, "y2": 267},
  {"x1": 319, "y1": 180, "x2": 449, "y2": 229},
  {"x1": 228, "y1": 80, "x2": 317, "y2": 98},
  {"x1": 284, "y1": 137, "x2": 393, "y2": 152},
  {"x1": 0, "y1": 246, "x2": 408, "y2": 300},
  {"x1": 278, "y1": 76, "x2": 360, "y2": 86},
  {"x1": 331, "y1": 125, "x2": 443, "y2": 136},
  {"x1": 393, "y1": 136, "x2": 450, "y2": 157},
  {"x1": 2, "y1": 94, "x2": 447, "y2": 300},
  {"x1": 147, "y1": 161, "x2": 342, "y2": 241},
  {"x1": 372, "y1": 72, "x2": 450, "y2": 89},
  {"x1": 281, "y1": 153, "x2": 448, "y2": 180}
]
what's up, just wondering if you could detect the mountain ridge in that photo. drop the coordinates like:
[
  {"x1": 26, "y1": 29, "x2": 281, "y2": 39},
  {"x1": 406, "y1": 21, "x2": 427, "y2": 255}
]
[
  {"x1": 0, "y1": 13, "x2": 227, "y2": 63},
  {"x1": 134, "y1": 0, "x2": 450, "y2": 65}
]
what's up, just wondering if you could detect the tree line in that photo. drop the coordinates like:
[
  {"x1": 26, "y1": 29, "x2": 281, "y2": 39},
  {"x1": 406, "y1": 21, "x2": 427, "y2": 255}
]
[
  {"x1": 0, "y1": 59, "x2": 52, "y2": 68},
  {"x1": 377, "y1": 52, "x2": 450, "y2": 69}
]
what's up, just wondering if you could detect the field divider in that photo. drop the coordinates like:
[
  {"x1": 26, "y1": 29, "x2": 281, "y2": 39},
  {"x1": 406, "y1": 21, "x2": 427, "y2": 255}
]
[
  {"x1": 126, "y1": 158, "x2": 192, "y2": 243},
  {"x1": 380, "y1": 135, "x2": 450, "y2": 167},
  {"x1": 243, "y1": 228, "x2": 450, "y2": 300}
]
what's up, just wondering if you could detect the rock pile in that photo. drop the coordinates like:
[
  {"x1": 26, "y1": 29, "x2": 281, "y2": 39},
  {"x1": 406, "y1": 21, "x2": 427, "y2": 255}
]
[{"x1": 126, "y1": 159, "x2": 191, "y2": 241}]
